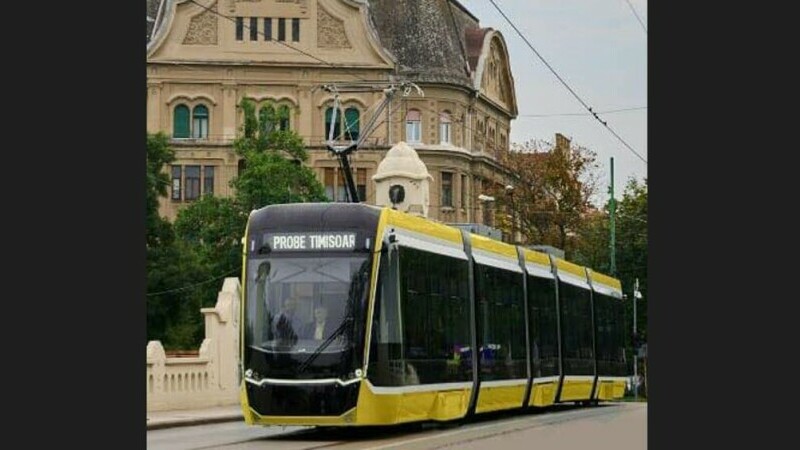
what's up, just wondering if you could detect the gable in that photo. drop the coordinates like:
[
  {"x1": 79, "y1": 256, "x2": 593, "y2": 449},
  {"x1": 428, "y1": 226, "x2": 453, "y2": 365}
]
[
  {"x1": 474, "y1": 31, "x2": 517, "y2": 116},
  {"x1": 148, "y1": 0, "x2": 394, "y2": 68}
]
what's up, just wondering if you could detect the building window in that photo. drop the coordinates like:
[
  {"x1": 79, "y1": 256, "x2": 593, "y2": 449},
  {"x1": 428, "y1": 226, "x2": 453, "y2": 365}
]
[
  {"x1": 278, "y1": 18, "x2": 286, "y2": 41},
  {"x1": 191, "y1": 105, "x2": 209, "y2": 139},
  {"x1": 325, "y1": 106, "x2": 357, "y2": 141},
  {"x1": 344, "y1": 107, "x2": 360, "y2": 141},
  {"x1": 278, "y1": 105, "x2": 291, "y2": 131},
  {"x1": 439, "y1": 112, "x2": 451, "y2": 144},
  {"x1": 203, "y1": 166, "x2": 215, "y2": 195},
  {"x1": 250, "y1": 17, "x2": 258, "y2": 40},
  {"x1": 263, "y1": 18, "x2": 272, "y2": 40},
  {"x1": 238, "y1": 159, "x2": 246, "y2": 177},
  {"x1": 185, "y1": 166, "x2": 201, "y2": 201},
  {"x1": 441, "y1": 172, "x2": 453, "y2": 207},
  {"x1": 461, "y1": 174, "x2": 467, "y2": 209},
  {"x1": 324, "y1": 168, "x2": 334, "y2": 200},
  {"x1": 236, "y1": 17, "x2": 243, "y2": 41},
  {"x1": 171, "y1": 166, "x2": 182, "y2": 200},
  {"x1": 173, "y1": 104, "x2": 190, "y2": 138},
  {"x1": 259, "y1": 105, "x2": 276, "y2": 134},
  {"x1": 336, "y1": 168, "x2": 348, "y2": 202},
  {"x1": 357, "y1": 168, "x2": 367, "y2": 202},
  {"x1": 325, "y1": 107, "x2": 343, "y2": 140},
  {"x1": 405, "y1": 109, "x2": 421, "y2": 143},
  {"x1": 292, "y1": 18, "x2": 300, "y2": 42}
]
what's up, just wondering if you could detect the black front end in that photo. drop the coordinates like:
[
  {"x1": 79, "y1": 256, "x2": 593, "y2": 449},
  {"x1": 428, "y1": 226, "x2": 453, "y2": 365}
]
[
  {"x1": 246, "y1": 382, "x2": 360, "y2": 417},
  {"x1": 242, "y1": 203, "x2": 380, "y2": 416}
]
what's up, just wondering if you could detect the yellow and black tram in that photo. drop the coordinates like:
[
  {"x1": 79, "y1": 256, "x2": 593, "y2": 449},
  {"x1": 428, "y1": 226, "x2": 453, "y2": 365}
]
[{"x1": 239, "y1": 202, "x2": 628, "y2": 426}]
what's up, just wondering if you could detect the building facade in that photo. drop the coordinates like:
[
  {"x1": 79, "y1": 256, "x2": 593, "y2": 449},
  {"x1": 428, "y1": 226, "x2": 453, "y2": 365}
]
[{"x1": 147, "y1": 0, "x2": 518, "y2": 224}]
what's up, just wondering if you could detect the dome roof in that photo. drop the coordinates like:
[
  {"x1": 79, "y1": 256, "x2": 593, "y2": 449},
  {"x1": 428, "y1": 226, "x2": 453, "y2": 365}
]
[{"x1": 372, "y1": 141, "x2": 433, "y2": 181}]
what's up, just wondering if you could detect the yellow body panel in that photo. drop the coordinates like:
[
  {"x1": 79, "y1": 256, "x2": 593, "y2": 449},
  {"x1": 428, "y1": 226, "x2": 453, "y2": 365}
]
[
  {"x1": 249, "y1": 407, "x2": 357, "y2": 426},
  {"x1": 612, "y1": 380, "x2": 626, "y2": 399},
  {"x1": 362, "y1": 208, "x2": 390, "y2": 366},
  {"x1": 554, "y1": 258, "x2": 588, "y2": 280},
  {"x1": 470, "y1": 233, "x2": 518, "y2": 258},
  {"x1": 558, "y1": 379, "x2": 594, "y2": 402},
  {"x1": 521, "y1": 247, "x2": 551, "y2": 267},
  {"x1": 475, "y1": 384, "x2": 527, "y2": 413},
  {"x1": 355, "y1": 381, "x2": 471, "y2": 424},
  {"x1": 588, "y1": 270, "x2": 622, "y2": 292},
  {"x1": 528, "y1": 382, "x2": 558, "y2": 407},
  {"x1": 594, "y1": 380, "x2": 626, "y2": 400},
  {"x1": 384, "y1": 208, "x2": 463, "y2": 244},
  {"x1": 240, "y1": 382, "x2": 254, "y2": 425}
]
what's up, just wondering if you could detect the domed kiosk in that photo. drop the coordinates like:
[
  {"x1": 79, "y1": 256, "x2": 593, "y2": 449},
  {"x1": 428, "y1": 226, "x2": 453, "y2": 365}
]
[{"x1": 372, "y1": 141, "x2": 433, "y2": 218}]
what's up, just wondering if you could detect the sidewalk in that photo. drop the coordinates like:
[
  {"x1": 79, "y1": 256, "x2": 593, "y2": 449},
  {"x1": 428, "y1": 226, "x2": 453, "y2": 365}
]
[{"x1": 147, "y1": 404, "x2": 244, "y2": 430}]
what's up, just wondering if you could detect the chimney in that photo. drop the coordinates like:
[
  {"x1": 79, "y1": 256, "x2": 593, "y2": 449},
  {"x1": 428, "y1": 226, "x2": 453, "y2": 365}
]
[{"x1": 555, "y1": 133, "x2": 571, "y2": 151}]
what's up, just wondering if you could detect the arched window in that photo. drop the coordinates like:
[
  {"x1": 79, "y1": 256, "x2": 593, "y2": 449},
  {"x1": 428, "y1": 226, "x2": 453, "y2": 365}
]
[
  {"x1": 278, "y1": 105, "x2": 291, "y2": 131},
  {"x1": 325, "y1": 107, "x2": 343, "y2": 140},
  {"x1": 344, "y1": 107, "x2": 360, "y2": 141},
  {"x1": 259, "y1": 105, "x2": 276, "y2": 134},
  {"x1": 405, "y1": 109, "x2": 421, "y2": 143},
  {"x1": 173, "y1": 104, "x2": 190, "y2": 138},
  {"x1": 192, "y1": 105, "x2": 209, "y2": 139},
  {"x1": 439, "y1": 111, "x2": 451, "y2": 145}
]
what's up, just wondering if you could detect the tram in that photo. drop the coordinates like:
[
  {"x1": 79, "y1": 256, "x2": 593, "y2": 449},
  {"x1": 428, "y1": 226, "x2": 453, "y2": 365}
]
[{"x1": 239, "y1": 202, "x2": 628, "y2": 426}]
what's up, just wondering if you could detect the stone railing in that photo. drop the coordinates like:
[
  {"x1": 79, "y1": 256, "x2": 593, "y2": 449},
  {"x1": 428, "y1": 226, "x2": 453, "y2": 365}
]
[{"x1": 146, "y1": 278, "x2": 241, "y2": 412}]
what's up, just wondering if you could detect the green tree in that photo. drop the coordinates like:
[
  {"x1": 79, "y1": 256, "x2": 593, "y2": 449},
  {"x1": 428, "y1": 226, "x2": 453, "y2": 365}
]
[
  {"x1": 614, "y1": 177, "x2": 648, "y2": 341},
  {"x1": 174, "y1": 195, "x2": 245, "y2": 278},
  {"x1": 146, "y1": 132, "x2": 213, "y2": 348},
  {"x1": 146, "y1": 132, "x2": 226, "y2": 349},
  {"x1": 158, "y1": 99, "x2": 327, "y2": 349},
  {"x1": 571, "y1": 209, "x2": 611, "y2": 272},
  {"x1": 570, "y1": 176, "x2": 648, "y2": 382},
  {"x1": 231, "y1": 99, "x2": 327, "y2": 212},
  {"x1": 146, "y1": 132, "x2": 175, "y2": 249}
]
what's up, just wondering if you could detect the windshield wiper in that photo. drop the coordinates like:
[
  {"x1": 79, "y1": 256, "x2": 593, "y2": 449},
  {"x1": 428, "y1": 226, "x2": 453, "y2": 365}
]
[{"x1": 297, "y1": 318, "x2": 353, "y2": 373}]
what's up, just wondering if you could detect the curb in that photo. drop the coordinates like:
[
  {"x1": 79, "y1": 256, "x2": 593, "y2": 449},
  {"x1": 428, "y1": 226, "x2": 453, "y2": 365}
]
[{"x1": 147, "y1": 414, "x2": 244, "y2": 431}]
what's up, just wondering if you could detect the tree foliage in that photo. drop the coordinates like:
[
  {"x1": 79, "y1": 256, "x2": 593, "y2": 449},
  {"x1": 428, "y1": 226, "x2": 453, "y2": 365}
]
[
  {"x1": 146, "y1": 132, "x2": 212, "y2": 349},
  {"x1": 146, "y1": 132, "x2": 175, "y2": 249},
  {"x1": 148, "y1": 100, "x2": 327, "y2": 350},
  {"x1": 570, "y1": 177, "x2": 648, "y2": 368},
  {"x1": 230, "y1": 99, "x2": 326, "y2": 212},
  {"x1": 614, "y1": 177, "x2": 648, "y2": 340},
  {"x1": 492, "y1": 137, "x2": 599, "y2": 254}
]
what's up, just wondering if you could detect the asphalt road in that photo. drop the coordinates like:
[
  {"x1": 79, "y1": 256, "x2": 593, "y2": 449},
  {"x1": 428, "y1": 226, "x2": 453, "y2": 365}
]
[{"x1": 147, "y1": 402, "x2": 646, "y2": 450}]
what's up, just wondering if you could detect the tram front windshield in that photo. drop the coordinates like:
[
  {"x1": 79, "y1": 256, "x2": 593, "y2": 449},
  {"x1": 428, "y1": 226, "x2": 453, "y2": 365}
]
[{"x1": 245, "y1": 254, "x2": 370, "y2": 379}]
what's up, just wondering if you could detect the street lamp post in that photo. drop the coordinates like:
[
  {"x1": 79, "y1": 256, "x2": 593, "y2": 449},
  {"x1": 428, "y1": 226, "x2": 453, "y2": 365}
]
[
  {"x1": 478, "y1": 194, "x2": 495, "y2": 227},
  {"x1": 505, "y1": 185, "x2": 515, "y2": 244},
  {"x1": 633, "y1": 278, "x2": 641, "y2": 399}
]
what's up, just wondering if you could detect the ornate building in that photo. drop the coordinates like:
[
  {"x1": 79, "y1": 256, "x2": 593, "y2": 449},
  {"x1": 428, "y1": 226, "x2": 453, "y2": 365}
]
[{"x1": 147, "y1": 0, "x2": 518, "y2": 225}]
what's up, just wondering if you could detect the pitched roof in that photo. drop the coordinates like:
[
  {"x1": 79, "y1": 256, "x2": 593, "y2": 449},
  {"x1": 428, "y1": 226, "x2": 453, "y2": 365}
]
[
  {"x1": 366, "y1": 0, "x2": 478, "y2": 88},
  {"x1": 146, "y1": 0, "x2": 164, "y2": 42}
]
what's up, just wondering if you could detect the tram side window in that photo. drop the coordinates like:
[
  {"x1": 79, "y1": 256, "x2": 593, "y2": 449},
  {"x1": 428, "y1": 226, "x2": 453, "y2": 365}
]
[
  {"x1": 475, "y1": 264, "x2": 527, "y2": 381},
  {"x1": 528, "y1": 275, "x2": 559, "y2": 378},
  {"x1": 558, "y1": 281, "x2": 594, "y2": 375},
  {"x1": 594, "y1": 293, "x2": 614, "y2": 376},
  {"x1": 593, "y1": 292, "x2": 627, "y2": 377},
  {"x1": 613, "y1": 297, "x2": 627, "y2": 376},
  {"x1": 368, "y1": 246, "x2": 471, "y2": 386}
]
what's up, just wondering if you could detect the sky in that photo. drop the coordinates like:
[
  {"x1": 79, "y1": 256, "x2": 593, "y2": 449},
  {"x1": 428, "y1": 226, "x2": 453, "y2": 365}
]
[{"x1": 459, "y1": 0, "x2": 647, "y2": 206}]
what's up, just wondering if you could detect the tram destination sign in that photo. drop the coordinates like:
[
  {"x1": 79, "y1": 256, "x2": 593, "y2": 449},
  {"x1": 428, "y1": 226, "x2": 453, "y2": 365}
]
[{"x1": 264, "y1": 232, "x2": 357, "y2": 252}]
